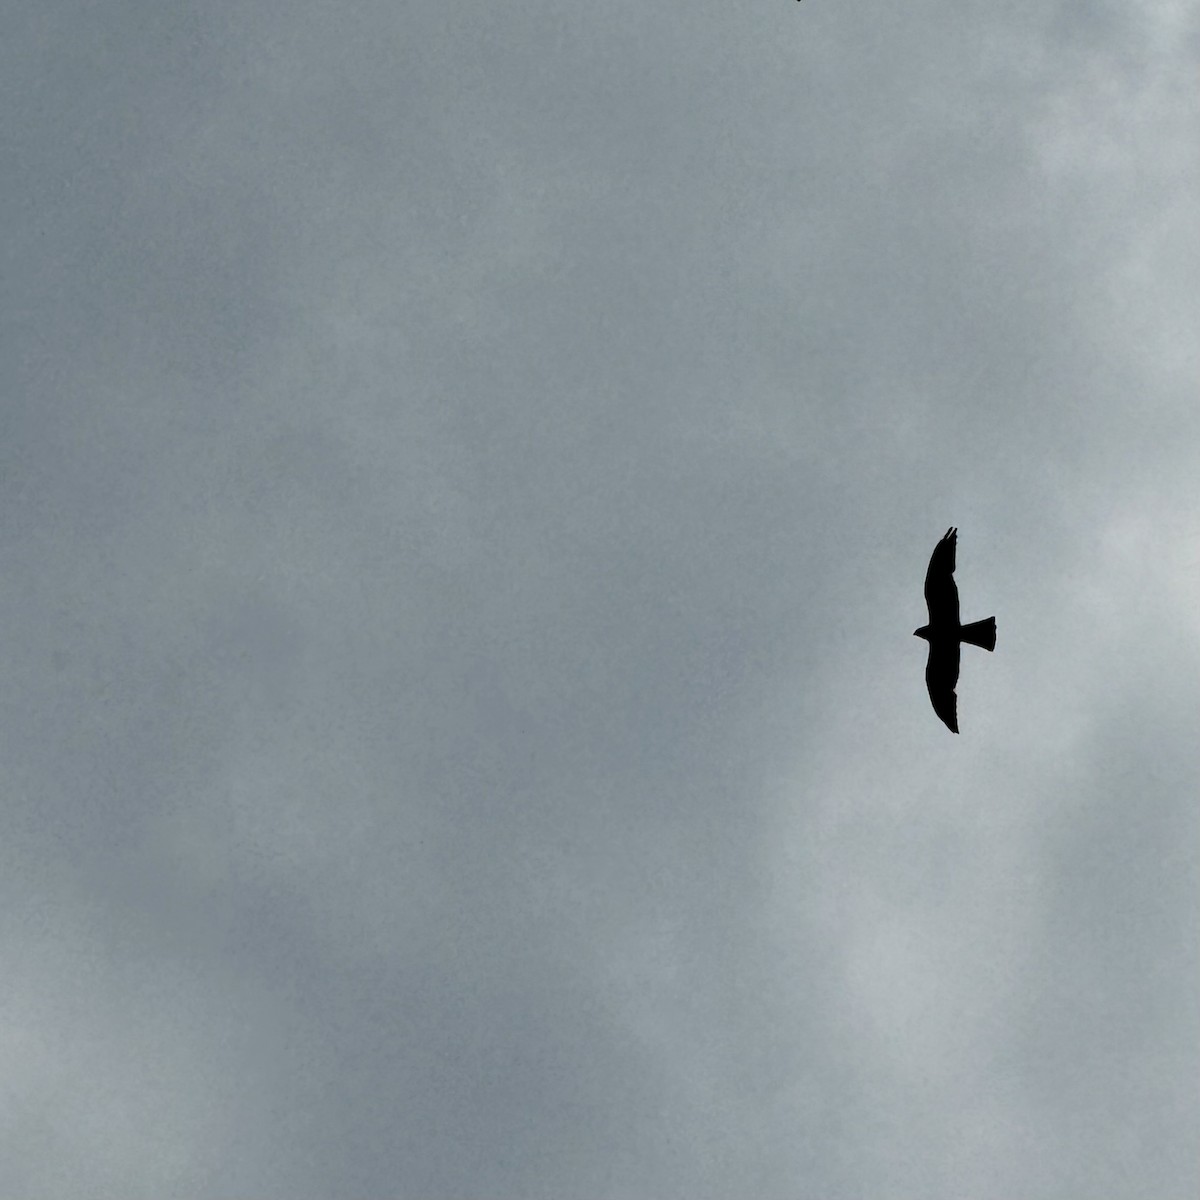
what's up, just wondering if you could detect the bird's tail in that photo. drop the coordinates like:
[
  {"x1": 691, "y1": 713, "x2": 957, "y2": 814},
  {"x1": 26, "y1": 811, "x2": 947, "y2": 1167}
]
[{"x1": 961, "y1": 616, "x2": 996, "y2": 652}]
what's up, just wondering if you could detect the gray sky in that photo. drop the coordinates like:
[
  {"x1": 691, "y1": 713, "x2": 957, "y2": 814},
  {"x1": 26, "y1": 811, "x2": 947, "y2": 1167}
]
[{"x1": 3, "y1": 1, "x2": 1198, "y2": 1196}]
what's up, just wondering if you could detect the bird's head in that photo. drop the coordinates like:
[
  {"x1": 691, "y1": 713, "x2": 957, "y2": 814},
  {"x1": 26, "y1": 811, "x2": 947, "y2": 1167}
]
[{"x1": 913, "y1": 625, "x2": 930, "y2": 641}]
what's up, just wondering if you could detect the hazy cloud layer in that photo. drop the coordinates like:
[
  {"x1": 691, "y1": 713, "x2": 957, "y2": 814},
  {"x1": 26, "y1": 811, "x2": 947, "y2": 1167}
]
[{"x1": 3, "y1": 1, "x2": 1198, "y2": 1196}]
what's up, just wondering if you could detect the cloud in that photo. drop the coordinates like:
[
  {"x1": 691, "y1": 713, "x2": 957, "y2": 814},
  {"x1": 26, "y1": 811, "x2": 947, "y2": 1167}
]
[{"x1": 1, "y1": 0, "x2": 1196, "y2": 1195}]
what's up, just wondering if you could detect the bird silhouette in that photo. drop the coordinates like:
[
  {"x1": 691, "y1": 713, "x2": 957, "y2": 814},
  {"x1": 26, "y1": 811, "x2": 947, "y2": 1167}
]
[{"x1": 913, "y1": 527, "x2": 996, "y2": 733}]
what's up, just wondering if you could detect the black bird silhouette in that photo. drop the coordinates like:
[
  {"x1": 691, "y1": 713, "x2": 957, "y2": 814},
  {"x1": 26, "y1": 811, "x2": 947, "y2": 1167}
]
[{"x1": 913, "y1": 527, "x2": 996, "y2": 733}]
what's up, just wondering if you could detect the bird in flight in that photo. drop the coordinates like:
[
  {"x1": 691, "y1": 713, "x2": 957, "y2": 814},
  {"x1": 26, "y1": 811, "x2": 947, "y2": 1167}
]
[{"x1": 913, "y1": 527, "x2": 996, "y2": 733}]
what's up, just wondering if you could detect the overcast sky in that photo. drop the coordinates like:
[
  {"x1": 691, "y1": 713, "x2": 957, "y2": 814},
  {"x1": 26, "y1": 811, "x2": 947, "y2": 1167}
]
[{"x1": 3, "y1": 1, "x2": 1198, "y2": 1196}]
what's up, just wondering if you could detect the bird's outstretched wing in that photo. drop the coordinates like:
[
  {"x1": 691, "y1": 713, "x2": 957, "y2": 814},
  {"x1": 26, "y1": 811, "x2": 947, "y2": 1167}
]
[
  {"x1": 925, "y1": 639, "x2": 960, "y2": 733},
  {"x1": 924, "y1": 526, "x2": 960, "y2": 626}
]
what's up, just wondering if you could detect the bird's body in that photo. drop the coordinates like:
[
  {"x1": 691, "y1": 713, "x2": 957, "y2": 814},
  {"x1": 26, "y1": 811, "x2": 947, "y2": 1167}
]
[{"x1": 913, "y1": 527, "x2": 996, "y2": 733}]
